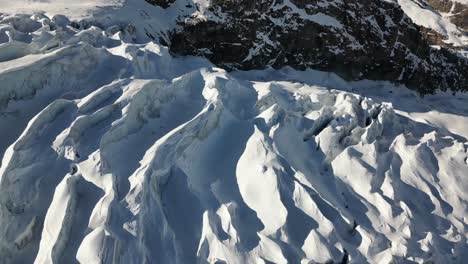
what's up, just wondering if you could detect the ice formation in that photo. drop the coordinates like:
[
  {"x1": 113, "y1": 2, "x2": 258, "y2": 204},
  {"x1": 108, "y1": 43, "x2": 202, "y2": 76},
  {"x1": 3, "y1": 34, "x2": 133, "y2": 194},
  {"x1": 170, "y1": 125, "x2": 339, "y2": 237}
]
[{"x1": 0, "y1": 6, "x2": 467, "y2": 264}]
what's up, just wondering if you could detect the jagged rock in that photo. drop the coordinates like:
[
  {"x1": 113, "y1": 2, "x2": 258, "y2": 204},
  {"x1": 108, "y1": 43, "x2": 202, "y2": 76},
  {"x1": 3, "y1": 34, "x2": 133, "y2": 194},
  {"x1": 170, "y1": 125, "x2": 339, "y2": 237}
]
[
  {"x1": 425, "y1": 0, "x2": 468, "y2": 39},
  {"x1": 420, "y1": 26, "x2": 451, "y2": 47},
  {"x1": 167, "y1": 0, "x2": 468, "y2": 93},
  {"x1": 451, "y1": 9, "x2": 468, "y2": 31},
  {"x1": 145, "y1": 0, "x2": 176, "y2": 9}
]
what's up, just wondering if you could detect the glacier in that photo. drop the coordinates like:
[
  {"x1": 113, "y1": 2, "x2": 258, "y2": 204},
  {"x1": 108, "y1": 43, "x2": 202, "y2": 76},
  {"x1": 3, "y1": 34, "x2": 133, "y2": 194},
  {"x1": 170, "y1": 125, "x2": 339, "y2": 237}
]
[{"x1": 0, "y1": 4, "x2": 467, "y2": 264}]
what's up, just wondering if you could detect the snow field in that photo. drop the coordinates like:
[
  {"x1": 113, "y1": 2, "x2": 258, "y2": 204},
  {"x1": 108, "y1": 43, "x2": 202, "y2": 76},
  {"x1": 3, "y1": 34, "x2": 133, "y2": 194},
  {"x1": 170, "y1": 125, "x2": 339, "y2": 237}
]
[{"x1": 0, "y1": 10, "x2": 467, "y2": 264}]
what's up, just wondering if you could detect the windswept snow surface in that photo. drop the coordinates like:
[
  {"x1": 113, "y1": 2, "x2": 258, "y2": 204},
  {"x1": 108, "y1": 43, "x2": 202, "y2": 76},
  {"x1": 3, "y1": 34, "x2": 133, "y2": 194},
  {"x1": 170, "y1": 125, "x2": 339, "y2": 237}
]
[
  {"x1": 0, "y1": 11, "x2": 467, "y2": 264},
  {"x1": 0, "y1": 0, "x2": 124, "y2": 20}
]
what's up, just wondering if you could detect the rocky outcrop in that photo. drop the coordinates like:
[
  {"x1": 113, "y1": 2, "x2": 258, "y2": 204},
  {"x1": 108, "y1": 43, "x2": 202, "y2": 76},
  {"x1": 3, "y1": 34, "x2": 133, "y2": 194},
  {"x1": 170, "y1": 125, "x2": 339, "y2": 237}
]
[
  {"x1": 164, "y1": 0, "x2": 468, "y2": 93},
  {"x1": 425, "y1": 0, "x2": 468, "y2": 32},
  {"x1": 419, "y1": 26, "x2": 451, "y2": 46},
  {"x1": 451, "y1": 10, "x2": 468, "y2": 31},
  {"x1": 145, "y1": 0, "x2": 176, "y2": 9},
  {"x1": 427, "y1": 0, "x2": 468, "y2": 31},
  {"x1": 427, "y1": 0, "x2": 456, "y2": 12}
]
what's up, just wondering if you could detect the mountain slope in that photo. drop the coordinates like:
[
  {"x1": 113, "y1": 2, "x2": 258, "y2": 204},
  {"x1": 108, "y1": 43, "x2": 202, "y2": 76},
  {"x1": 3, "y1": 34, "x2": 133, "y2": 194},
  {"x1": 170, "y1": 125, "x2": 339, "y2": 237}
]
[
  {"x1": 163, "y1": 0, "x2": 468, "y2": 93},
  {"x1": 2, "y1": 0, "x2": 467, "y2": 92},
  {"x1": 398, "y1": 0, "x2": 468, "y2": 48},
  {"x1": 0, "y1": 12, "x2": 467, "y2": 264}
]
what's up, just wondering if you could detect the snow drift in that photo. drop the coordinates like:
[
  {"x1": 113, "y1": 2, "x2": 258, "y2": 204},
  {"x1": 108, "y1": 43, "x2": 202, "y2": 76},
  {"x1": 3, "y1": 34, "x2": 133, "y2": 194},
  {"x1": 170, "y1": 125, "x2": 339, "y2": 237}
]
[{"x1": 0, "y1": 11, "x2": 467, "y2": 264}]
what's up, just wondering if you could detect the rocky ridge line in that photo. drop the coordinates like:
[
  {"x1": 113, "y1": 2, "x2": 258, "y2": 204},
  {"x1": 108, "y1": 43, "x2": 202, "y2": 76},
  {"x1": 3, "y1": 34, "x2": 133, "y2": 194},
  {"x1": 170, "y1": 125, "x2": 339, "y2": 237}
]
[{"x1": 147, "y1": 0, "x2": 468, "y2": 93}]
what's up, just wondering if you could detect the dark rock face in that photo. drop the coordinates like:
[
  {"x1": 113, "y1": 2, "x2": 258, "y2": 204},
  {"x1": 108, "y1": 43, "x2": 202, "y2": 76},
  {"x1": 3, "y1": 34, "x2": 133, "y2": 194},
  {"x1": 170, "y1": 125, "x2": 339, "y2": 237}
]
[
  {"x1": 427, "y1": 0, "x2": 454, "y2": 12},
  {"x1": 451, "y1": 10, "x2": 468, "y2": 31},
  {"x1": 145, "y1": 0, "x2": 176, "y2": 9},
  {"x1": 155, "y1": 0, "x2": 468, "y2": 93}
]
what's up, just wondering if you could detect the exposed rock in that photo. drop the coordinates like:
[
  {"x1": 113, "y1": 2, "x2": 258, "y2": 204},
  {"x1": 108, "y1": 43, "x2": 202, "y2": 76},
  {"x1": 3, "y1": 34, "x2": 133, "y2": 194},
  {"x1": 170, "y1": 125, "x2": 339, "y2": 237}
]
[
  {"x1": 145, "y1": 0, "x2": 176, "y2": 9},
  {"x1": 451, "y1": 9, "x2": 468, "y2": 31},
  {"x1": 427, "y1": 0, "x2": 454, "y2": 12},
  {"x1": 420, "y1": 26, "x2": 452, "y2": 46},
  {"x1": 426, "y1": 0, "x2": 468, "y2": 31},
  {"x1": 399, "y1": 1, "x2": 467, "y2": 56},
  {"x1": 167, "y1": 0, "x2": 468, "y2": 93}
]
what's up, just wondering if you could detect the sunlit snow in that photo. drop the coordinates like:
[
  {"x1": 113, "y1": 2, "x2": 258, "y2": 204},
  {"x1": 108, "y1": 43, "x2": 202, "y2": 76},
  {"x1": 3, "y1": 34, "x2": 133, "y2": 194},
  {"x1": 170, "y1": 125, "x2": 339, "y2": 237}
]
[{"x1": 0, "y1": 1, "x2": 467, "y2": 264}]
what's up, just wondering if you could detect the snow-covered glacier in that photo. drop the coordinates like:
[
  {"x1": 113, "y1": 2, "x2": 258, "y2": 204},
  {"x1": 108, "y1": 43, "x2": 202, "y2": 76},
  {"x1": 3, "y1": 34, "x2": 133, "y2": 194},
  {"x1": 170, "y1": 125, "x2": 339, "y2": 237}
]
[{"x1": 0, "y1": 6, "x2": 468, "y2": 264}]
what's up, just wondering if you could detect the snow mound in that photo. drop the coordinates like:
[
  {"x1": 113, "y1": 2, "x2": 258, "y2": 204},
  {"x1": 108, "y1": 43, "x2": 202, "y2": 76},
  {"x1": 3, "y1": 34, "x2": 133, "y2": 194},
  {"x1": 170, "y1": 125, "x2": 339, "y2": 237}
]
[{"x1": 0, "y1": 13, "x2": 467, "y2": 264}]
